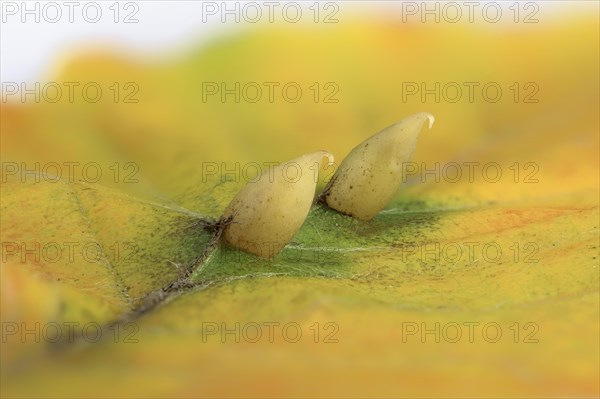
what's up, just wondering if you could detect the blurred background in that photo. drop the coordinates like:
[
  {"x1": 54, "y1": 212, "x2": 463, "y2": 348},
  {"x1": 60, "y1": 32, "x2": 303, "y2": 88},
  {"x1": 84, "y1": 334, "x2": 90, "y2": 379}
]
[{"x1": 1, "y1": 1, "x2": 599, "y2": 397}]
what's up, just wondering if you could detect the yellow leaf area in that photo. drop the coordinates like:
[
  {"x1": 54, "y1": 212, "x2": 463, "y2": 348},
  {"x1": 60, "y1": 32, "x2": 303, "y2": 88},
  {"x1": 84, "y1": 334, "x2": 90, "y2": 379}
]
[{"x1": 1, "y1": 7, "x2": 599, "y2": 399}]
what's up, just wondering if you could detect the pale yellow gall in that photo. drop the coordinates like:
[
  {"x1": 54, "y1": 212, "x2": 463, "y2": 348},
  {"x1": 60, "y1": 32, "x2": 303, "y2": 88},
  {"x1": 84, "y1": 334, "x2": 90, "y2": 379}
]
[
  {"x1": 222, "y1": 151, "x2": 334, "y2": 258},
  {"x1": 323, "y1": 112, "x2": 434, "y2": 220}
]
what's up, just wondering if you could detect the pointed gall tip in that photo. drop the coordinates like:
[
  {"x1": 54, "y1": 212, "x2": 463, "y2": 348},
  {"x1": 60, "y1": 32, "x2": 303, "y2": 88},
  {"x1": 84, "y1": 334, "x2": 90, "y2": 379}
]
[{"x1": 419, "y1": 112, "x2": 435, "y2": 129}]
